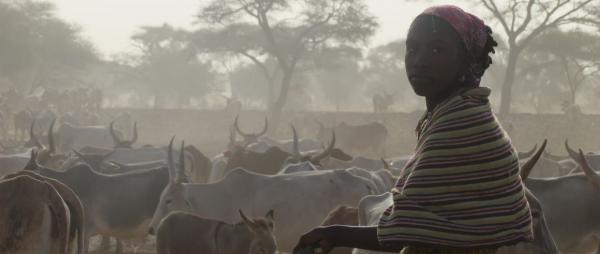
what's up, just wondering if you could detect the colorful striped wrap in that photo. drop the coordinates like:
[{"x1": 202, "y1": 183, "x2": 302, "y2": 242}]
[{"x1": 378, "y1": 87, "x2": 533, "y2": 249}]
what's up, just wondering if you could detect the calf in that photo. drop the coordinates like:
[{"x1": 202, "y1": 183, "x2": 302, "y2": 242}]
[{"x1": 156, "y1": 210, "x2": 277, "y2": 254}]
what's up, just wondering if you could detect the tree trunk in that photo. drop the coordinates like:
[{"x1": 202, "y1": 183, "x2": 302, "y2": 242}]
[
  {"x1": 269, "y1": 69, "x2": 294, "y2": 135},
  {"x1": 499, "y1": 48, "x2": 520, "y2": 116}
]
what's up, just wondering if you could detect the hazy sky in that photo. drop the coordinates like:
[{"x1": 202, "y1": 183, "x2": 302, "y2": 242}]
[{"x1": 51, "y1": 0, "x2": 471, "y2": 58}]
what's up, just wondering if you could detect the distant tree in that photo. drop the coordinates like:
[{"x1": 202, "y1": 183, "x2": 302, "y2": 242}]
[
  {"x1": 0, "y1": 1, "x2": 97, "y2": 91},
  {"x1": 129, "y1": 24, "x2": 216, "y2": 108},
  {"x1": 194, "y1": 0, "x2": 378, "y2": 131},
  {"x1": 479, "y1": 0, "x2": 597, "y2": 115}
]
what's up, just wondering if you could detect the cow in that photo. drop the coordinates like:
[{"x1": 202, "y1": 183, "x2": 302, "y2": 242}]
[
  {"x1": 0, "y1": 175, "x2": 70, "y2": 254},
  {"x1": 155, "y1": 210, "x2": 277, "y2": 254},
  {"x1": 13, "y1": 109, "x2": 32, "y2": 141},
  {"x1": 223, "y1": 129, "x2": 338, "y2": 176},
  {"x1": 4, "y1": 157, "x2": 85, "y2": 254},
  {"x1": 320, "y1": 206, "x2": 359, "y2": 254},
  {"x1": 524, "y1": 147, "x2": 600, "y2": 253},
  {"x1": 149, "y1": 142, "x2": 384, "y2": 252},
  {"x1": 25, "y1": 144, "x2": 171, "y2": 254},
  {"x1": 110, "y1": 121, "x2": 137, "y2": 149},
  {"x1": 234, "y1": 115, "x2": 268, "y2": 145},
  {"x1": 316, "y1": 121, "x2": 388, "y2": 156},
  {"x1": 372, "y1": 92, "x2": 395, "y2": 113},
  {"x1": 56, "y1": 122, "x2": 124, "y2": 153}
]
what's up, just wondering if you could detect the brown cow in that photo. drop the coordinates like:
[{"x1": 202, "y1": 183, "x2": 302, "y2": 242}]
[
  {"x1": 0, "y1": 175, "x2": 70, "y2": 254},
  {"x1": 4, "y1": 150, "x2": 85, "y2": 254}
]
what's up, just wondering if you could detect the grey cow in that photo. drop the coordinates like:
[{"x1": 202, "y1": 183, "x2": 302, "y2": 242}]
[{"x1": 525, "y1": 148, "x2": 600, "y2": 253}]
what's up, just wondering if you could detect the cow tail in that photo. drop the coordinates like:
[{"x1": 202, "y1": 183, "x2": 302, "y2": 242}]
[
  {"x1": 156, "y1": 223, "x2": 169, "y2": 254},
  {"x1": 46, "y1": 184, "x2": 70, "y2": 254}
]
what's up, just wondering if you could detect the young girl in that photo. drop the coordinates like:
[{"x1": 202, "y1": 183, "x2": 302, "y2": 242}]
[{"x1": 293, "y1": 5, "x2": 532, "y2": 254}]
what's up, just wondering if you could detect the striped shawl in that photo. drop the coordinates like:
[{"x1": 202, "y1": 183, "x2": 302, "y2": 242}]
[{"x1": 378, "y1": 87, "x2": 533, "y2": 248}]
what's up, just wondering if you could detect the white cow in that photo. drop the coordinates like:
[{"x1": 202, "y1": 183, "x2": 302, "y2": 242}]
[{"x1": 149, "y1": 147, "x2": 386, "y2": 252}]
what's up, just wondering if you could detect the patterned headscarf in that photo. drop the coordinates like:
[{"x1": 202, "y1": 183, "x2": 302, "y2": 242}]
[{"x1": 417, "y1": 5, "x2": 489, "y2": 87}]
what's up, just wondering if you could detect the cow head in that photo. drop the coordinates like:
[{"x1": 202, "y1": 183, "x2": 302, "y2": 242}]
[
  {"x1": 234, "y1": 115, "x2": 268, "y2": 145},
  {"x1": 239, "y1": 209, "x2": 278, "y2": 254},
  {"x1": 569, "y1": 145, "x2": 600, "y2": 189},
  {"x1": 110, "y1": 121, "x2": 138, "y2": 149},
  {"x1": 72, "y1": 149, "x2": 116, "y2": 172},
  {"x1": 26, "y1": 118, "x2": 66, "y2": 168},
  {"x1": 149, "y1": 137, "x2": 192, "y2": 234},
  {"x1": 287, "y1": 125, "x2": 347, "y2": 167}
]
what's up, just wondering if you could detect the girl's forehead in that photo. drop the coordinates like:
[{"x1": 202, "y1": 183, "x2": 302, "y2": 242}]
[{"x1": 407, "y1": 15, "x2": 462, "y2": 43}]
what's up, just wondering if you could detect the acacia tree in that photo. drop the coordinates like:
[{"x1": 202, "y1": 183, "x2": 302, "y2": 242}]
[
  {"x1": 0, "y1": 1, "x2": 97, "y2": 91},
  {"x1": 195, "y1": 0, "x2": 377, "y2": 130},
  {"x1": 480, "y1": 0, "x2": 597, "y2": 115},
  {"x1": 128, "y1": 24, "x2": 216, "y2": 108}
]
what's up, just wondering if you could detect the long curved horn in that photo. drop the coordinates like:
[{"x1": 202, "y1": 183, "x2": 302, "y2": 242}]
[
  {"x1": 167, "y1": 136, "x2": 176, "y2": 181},
  {"x1": 518, "y1": 144, "x2": 537, "y2": 159},
  {"x1": 565, "y1": 140, "x2": 579, "y2": 161},
  {"x1": 257, "y1": 117, "x2": 268, "y2": 137},
  {"x1": 47, "y1": 118, "x2": 56, "y2": 154},
  {"x1": 577, "y1": 149, "x2": 600, "y2": 188},
  {"x1": 109, "y1": 121, "x2": 121, "y2": 145},
  {"x1": 102, "y1": 149, "x2": 116, "y2": 160},
  {"x1": 520, "y1": 139, "x2": 547, "y2": 180},
  {"x1": 239, "y1": 209, "x2": 257, "y2": 227},
  {"x1": 24, "y1": 149, "x2": 40, "y2": 171},
  {"x1": 291, "y1": 125, "x2": 301, "y2": 161},
  {"x1": 234, "y1": 115, "x2": 250, "y2": 138},
  {"x1": 130, "y1": 122, "x2": 138, "y2": 145},
  {"x1": 30, "y1": 118, "x2": 43, "y2": 149},
  {"x1": 175, "y1": 140, "x2": 188, "y2": 183},
  {"x1": 312, "y1": 130, "x2": 336, "y2": 163},
  {"x1": 381, "y1": 158, "x2": 391, "y2": 171}
]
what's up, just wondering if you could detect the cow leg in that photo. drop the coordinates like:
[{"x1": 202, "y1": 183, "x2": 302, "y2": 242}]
[
  {"x1": 99, "y1": 235, "x2": 111, "y2": 251},
  {"x1": 115, "y1": 239, "x2": 123, "y2": 254}
]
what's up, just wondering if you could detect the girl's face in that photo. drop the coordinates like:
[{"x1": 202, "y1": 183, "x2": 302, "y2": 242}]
[{"x1": 405, "y1": 15, "x2": 468, "y2": 99}]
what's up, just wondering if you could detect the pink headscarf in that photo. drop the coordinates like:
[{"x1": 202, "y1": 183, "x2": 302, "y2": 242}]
[{"x1": 418, "y1": 5, "x2": 490, "y2": 87}]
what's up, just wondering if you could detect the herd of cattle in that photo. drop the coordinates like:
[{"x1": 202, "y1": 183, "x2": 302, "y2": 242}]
[{"x1": 2, "y1": 111, "x2": 600, "y2": 254}]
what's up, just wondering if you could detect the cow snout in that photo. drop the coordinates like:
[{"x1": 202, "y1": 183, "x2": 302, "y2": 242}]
[{"x1": 148, "y1": 227, "x2": 155, "y2": 235}]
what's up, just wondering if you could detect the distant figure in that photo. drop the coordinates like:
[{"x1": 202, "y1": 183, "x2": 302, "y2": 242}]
[
  {"x1": 561, "y1": 100, "x2": 582, "y2": 122},
  {"x1": 372, "y1": 92, "x2": 395, "y2": 113},
  {"x1": 223, "y1": 96, "x2": 242, "y2": 115}
]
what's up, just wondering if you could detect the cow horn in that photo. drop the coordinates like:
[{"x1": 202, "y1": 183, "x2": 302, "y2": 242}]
[
  {"x1": 130, "y1": 122, "x2": 138, "y2": 146},
  {"x1": 175, "y1": 140, "x2": 188, "y2": 183},
  {"x1": 102, "y1": 149, "x2": 116, "y2": 160},
  {"x1": 239, "y1": 209, "x2": 257, "y2": 227},
  {"x1": 233, "y1": 115, "x2": 251, "y2": 137},
  {"x1": 167, "y1": 136, "x2": 176, "y2": 181},
  {"x1": 257, "y1": 117, "x2": 268, "y2": 137},
  {"x1": 109, "y1": 121, "x2": 121, "y2": 145},
  {"x1": 519, "y1": 144, "x2": 537, "y2": 159},
  {"x1": 30, "y1": 118, "x2": 43, "y2": 149},
  {"x1": 576, "y1": 149, "x2": 600, "y2": 188},
  {"x1": 24, "y1": 149, "x2": 40, "y2": 171},
  {"x1": 228, "y1": 126, "x2": 236, "y2": 147},
  {"x1": 381, "y1": 158, "x2": 391, "y2": 171},
  {"x1": 520, "y1": 139, "x2": 547, "y2": 180},
  {"x1": 565, "y1": 140, "x2": 580, "y2": 161},
  {"x1": 312, "y1": 130, "x2": 336, "y2": 163},
  {"x1": 291, "y1": 125, "x2": 301, "y2": 161},
  {"x1": 47, "y1": 118, "x2": 56, "y2": 154}
]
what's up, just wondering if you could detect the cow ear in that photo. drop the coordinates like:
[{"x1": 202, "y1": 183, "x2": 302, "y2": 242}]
[
  {"x1": 265, "y1": 209, "x2": 275, "y2": 228},
  {"x1": 239, "y1": 209, "x2": 258, "y2": 232}
]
